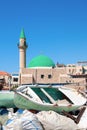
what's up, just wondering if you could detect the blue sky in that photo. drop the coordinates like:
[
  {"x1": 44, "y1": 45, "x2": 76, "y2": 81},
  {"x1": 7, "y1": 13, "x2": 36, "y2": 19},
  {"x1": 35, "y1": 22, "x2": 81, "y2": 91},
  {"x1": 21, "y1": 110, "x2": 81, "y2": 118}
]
[{"x1": 0, "y1": 0, "x2": 87, "y2": 73}]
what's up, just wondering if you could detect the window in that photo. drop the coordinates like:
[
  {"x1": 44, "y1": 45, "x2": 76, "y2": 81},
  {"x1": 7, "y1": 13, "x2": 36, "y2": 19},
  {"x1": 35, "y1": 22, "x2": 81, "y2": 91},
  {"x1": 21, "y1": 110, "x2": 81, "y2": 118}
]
[
  {"x1": 48, "y1": 74, "x2": 52, "y2": 79},
  {"x1": 41, "y1": 75, "x2": 44, "y2": 78},
  {"x1": 13, "y1": 78, "x2": 18, "y2": 82}
]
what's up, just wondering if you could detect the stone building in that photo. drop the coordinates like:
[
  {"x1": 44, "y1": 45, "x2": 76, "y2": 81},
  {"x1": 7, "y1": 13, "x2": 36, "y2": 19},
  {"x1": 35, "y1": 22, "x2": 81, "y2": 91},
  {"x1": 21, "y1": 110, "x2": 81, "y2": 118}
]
[
  {"x1": 18, "y1": 29, "x2": 87, "y2": 90},
  {"x1": 0, "y1": 71, "x2": 11, "y2": 89}
]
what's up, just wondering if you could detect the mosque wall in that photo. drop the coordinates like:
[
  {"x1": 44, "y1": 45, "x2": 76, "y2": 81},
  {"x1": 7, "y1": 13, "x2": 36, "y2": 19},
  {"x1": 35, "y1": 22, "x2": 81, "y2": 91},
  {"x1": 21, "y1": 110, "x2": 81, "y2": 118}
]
[
  {"x1": 20, "y1": 66, "x2": 87, "y2": 91},
  {"x1": 20, "y1": 67, "x2": 67, "y2": 84}
]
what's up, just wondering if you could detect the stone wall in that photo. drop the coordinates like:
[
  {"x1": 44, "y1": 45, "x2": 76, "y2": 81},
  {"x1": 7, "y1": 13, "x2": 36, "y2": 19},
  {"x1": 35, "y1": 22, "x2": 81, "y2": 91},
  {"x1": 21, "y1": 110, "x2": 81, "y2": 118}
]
[{"x1": 20, "y1": 66, "x2": 87, "y2": 89}]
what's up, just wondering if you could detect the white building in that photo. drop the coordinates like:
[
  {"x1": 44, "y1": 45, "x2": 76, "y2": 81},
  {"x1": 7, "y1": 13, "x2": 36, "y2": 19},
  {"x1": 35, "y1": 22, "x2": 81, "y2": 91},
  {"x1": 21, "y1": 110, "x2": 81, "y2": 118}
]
[{"x1": 11, "y1": 72, "x2": 19, "y2": 86}]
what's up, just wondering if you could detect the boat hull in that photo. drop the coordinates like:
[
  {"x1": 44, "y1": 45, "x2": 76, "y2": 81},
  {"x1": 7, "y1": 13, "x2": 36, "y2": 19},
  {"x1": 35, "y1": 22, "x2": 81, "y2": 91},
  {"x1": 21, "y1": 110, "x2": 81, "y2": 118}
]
[
  {"x1": 0, "y1": 91, "x2": 16, "y2": 108},
  {"x1": 14, "y1": 91, "x2": 81, "y2": 113}
]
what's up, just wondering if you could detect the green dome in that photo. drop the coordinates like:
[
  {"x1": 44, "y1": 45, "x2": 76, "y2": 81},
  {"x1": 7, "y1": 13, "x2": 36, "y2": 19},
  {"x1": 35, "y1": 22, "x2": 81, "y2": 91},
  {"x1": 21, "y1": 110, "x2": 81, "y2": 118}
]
[{"x1": 28, "y1": 55, "x2": 55, "y2": 68}]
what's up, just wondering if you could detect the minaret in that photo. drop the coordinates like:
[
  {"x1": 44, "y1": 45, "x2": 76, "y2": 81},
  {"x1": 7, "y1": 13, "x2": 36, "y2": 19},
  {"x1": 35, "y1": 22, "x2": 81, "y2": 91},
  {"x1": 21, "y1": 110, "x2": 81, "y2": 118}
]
[{"x1": 18, "y1": 29, "x2": 28, "y2": 73}]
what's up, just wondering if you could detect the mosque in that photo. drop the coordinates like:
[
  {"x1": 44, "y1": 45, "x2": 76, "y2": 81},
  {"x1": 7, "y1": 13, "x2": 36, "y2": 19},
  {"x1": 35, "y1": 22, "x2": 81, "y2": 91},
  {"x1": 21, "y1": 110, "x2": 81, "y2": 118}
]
[{"x1": 18, "y1": 29, "x2": 87, "y2": 89}]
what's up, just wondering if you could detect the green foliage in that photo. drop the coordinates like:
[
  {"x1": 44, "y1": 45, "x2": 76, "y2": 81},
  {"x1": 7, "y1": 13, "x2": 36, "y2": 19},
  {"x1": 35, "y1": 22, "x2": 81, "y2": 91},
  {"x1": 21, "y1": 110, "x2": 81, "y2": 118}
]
[{"x1": 11, "y1": 85, "x2": 18, "y2": 90}]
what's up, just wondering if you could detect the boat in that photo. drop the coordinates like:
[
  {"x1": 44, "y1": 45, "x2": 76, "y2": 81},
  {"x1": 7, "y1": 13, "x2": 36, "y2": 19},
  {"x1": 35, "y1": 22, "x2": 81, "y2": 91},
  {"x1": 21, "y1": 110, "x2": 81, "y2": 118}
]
[
  {"x1": 14, "y1": 85, "x2": 86, "y2": 113},
  {"x1": 0, "y1": 90, "x2": 16, "y2": 108}
]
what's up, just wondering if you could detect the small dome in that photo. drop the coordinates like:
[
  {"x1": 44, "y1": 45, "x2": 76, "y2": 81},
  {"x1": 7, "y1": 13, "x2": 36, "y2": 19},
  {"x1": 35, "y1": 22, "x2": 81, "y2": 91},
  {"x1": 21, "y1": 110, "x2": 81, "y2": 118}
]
[{"x1": 28, "y1": 55, "x2": 55, "y2": 68}]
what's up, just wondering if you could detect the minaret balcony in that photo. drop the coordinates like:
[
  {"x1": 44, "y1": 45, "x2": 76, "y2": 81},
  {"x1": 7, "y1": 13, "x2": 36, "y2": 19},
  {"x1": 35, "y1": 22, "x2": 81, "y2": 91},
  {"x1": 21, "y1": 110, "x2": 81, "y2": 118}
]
[{"x1": 17, "y1": 43, "x2": 28, "y2": 49}]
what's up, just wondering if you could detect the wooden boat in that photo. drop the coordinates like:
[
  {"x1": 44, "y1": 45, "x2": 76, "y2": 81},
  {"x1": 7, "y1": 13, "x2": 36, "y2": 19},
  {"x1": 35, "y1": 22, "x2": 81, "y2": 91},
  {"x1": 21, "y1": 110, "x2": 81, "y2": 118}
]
[
  {"x1": 0, "y1": 90, "x2": 16, "y2": 108},
  {"x1": 14, "y1": 85, "x2": 86, "y2": 113}
]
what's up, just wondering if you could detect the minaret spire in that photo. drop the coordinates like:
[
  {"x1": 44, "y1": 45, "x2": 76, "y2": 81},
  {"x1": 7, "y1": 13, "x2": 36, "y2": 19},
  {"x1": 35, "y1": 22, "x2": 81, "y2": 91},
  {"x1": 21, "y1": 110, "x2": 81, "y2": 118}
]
[
  {"x1": 18, "y1": 29, "x2": 28, "y2": 74},
  {"x1": 20, "y1": 28, "x2": 26, "y2": 39}
]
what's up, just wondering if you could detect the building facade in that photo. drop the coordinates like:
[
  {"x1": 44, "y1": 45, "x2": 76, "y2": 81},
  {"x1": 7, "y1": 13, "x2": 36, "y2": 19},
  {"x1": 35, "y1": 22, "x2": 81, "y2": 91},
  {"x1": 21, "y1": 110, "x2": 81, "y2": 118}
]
[
  {"x1": 11, "y1": 72, "x2": 19, "y2": 86},
  {"x1": 0, "y1": 71, "x2": 11, "y2": 89}
]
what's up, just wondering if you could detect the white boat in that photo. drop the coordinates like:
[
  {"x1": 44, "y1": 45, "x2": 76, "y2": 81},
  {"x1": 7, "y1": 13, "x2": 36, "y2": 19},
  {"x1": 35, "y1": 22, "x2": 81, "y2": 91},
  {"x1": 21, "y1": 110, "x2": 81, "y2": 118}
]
[{"x1": 14, "y1": 85, "x2": 86, "y2": 113}]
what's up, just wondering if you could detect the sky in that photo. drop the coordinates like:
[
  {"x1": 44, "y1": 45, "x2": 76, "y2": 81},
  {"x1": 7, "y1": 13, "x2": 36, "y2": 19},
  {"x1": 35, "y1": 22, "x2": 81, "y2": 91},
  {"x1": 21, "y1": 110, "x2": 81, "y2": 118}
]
[{"x1": 0, "y1": 0, "x2": 87, "y2": 73}]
